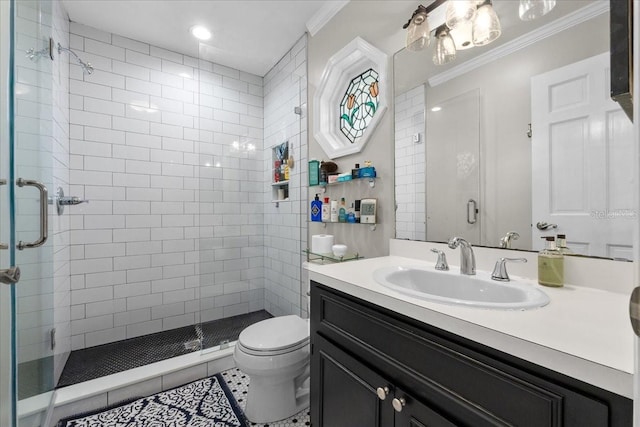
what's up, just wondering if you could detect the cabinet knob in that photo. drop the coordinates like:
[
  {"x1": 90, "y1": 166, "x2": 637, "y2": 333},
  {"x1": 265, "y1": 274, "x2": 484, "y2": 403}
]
[
  {"x1": 376, "y1": 386, "x2": 389, "y2": 400},
  {"x1": 392, "y1": 397, "x2": 406, "y2": 412}
]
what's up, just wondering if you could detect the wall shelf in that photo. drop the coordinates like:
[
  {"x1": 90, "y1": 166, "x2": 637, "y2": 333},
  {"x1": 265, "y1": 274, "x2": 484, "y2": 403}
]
[
  {"x1": 272, "y1": 180, "x2": 290, "y2": 187},
  {"x1": 312, "y1": 176, "x2": 376, "y2": 193},
  {"x1": 304, "y1": 249, "x2": 363, "y2": 264},
  {"x1": 311, "y1": 221, "x2": 377, "y2": 231}
]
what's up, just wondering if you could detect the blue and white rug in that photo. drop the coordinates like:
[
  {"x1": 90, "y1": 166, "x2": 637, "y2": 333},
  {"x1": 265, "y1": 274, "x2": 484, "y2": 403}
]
[{"x1": 58, "y1": 373, "x2": 249, "y2": 427}]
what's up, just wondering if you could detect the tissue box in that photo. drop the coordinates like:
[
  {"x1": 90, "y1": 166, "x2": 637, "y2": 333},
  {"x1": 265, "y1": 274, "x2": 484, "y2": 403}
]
[
  {"x1": 359, "y1": 167, "x2": 376, "y2": 178},
  {"x1": 337, "y1": 173, "x2": 352, "y2": 182}
]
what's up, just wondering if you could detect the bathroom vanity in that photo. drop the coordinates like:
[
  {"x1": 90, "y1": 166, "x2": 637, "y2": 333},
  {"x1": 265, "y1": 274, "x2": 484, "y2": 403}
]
[{"x1": 308, "y1": 254, "x2": 633, "y2": 426}]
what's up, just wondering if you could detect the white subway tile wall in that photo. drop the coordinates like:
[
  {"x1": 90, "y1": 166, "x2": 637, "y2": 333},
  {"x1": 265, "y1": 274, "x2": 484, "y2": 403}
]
[
  {"x1": 263, "y1": 35, "x2": 308, "y2": 317},
  {"x1": 394, "y1": 85, "x2": 426, "y2": 241},
  {"x1": 67, "y1": 22, "x2": 280, "y2": 349}
]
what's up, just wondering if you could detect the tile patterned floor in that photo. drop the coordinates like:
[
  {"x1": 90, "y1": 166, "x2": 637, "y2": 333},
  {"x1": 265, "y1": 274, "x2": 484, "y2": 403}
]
[{"x1": 221, "y1": 367, "x2": 311, "y2": 427}]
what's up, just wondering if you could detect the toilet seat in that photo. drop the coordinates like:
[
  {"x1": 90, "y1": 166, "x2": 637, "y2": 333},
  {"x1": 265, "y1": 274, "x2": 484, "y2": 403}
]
[{"x1": 238, "y1": 315, "x2": 309, "y2": 356}]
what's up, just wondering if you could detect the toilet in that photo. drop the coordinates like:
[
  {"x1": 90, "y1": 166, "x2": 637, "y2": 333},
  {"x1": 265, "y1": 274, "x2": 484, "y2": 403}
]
[{"x1": 233, "y1": 314, "x2": 310, "y2": 423}]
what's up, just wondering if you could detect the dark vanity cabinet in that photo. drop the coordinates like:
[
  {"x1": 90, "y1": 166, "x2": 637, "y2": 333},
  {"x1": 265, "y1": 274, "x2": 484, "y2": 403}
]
[{"x1": 310, "y1": 282, "x2": 632, "y2": 427}]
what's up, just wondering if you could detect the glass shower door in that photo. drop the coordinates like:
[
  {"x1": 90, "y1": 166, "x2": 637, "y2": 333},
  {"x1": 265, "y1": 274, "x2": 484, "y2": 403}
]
[{"x1": 5, "y1": 0, "x2": 57, "y2": 424}]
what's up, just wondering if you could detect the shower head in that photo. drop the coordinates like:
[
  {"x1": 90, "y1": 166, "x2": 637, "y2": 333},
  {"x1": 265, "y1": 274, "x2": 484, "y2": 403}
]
[
  {"x1": 78, "y1": 59, "x2": 94, "y2": 75},
  {"x1": 57, "y1": 43, "x2": 94, "y2": 75}
]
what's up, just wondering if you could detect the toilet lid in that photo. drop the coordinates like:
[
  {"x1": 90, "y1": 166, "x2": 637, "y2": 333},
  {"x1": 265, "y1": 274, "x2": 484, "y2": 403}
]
[{"x1": 238, "y1": 315, "x2": 309, "y2": 352}]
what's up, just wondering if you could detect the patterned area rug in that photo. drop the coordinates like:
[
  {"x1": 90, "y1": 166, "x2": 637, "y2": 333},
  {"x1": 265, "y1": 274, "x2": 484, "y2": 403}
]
[{"x1": 57, "y1": 373, "x2": 250, "y2": 427}]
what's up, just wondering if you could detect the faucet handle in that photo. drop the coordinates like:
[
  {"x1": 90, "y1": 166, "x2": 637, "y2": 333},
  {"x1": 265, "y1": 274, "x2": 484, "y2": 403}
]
[
  {"x1": 491, "y1": 257, "x2": 527, "y2": 282},
  {"x1": 430, "y1": 248, "x2": 449, "y2": 271}
]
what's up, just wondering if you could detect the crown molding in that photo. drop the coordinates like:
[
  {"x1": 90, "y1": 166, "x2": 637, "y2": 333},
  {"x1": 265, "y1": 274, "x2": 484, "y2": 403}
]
[
  {"x1": 428, "y1": 1, "x2": 609, "y2": 87},
  {"x1": 306, "y1": 1, "x2": 350, "y2": 36}
]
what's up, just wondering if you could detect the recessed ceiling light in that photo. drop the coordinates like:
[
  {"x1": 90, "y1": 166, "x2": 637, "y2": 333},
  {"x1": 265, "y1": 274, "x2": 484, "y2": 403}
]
[
  {"x1": 190, "y1": 25, "x2": 211, "y2": 41},
  {"x1": 431, "y1": 106, "x2": 442, "y2": 112}
]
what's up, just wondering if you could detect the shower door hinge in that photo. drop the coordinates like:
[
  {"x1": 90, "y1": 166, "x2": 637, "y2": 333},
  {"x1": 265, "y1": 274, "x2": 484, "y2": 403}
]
[
  {"x1": 50, "y1": 328, "x2": 56, "y2": 350},
  {"x1": 0, "y1": 179, "x2": 7, "y2": 250}
]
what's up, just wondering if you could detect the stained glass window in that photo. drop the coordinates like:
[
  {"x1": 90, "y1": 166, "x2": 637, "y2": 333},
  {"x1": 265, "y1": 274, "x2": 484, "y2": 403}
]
[{"x1": 339, "y1": 68, "x2": 379, "y2": 144}]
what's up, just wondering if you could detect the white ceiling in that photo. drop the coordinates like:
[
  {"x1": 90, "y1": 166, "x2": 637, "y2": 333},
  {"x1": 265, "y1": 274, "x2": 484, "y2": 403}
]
[{"x1": 62, "y1": 0, "x2": 346, "y2": 76}]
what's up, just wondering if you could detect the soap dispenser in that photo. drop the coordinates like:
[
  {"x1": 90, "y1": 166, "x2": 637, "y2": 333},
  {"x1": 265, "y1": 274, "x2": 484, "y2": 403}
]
[
  {"x1": 556, "y1": 234, "x2": 573, "y2": 254},
  {"x1": 310, "y1": 194, "x2": 322, "y2": 222},
  {"x1": 538, "y1": 236, "x2": 564, "y2": 287}
]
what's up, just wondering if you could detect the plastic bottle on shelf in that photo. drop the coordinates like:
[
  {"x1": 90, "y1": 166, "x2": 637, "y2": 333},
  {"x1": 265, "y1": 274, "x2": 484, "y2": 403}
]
[
  {"x1": 339, "y1": 197, "x2": 347, "y2": 223},
  {"x1": 330, "y1": 199, "x2": 338, "y2": 222},
  {"x1": 310, "y1": 194, "x2": 322, "y2": 222},
  {"x1": 321, "y1": 197, "x2": 330, "y2": 222}
]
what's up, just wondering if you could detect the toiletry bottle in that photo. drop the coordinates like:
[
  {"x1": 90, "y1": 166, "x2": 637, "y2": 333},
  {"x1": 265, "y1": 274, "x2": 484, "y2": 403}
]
[
  {"x1": 310, "y1": 194, "x2": 322, "y2": 222},
  {"x1": 339, "y1": 197, "x2": 346, "y2": 223},
  {"x1": 556, "y1": 234, "x2": 573, "y2": 254},
  {"x1": 308, "y1": 159, "x2": 320, "y2": 186},
  {"x1": 538, "y1": 236, "x2": 564, "y2": 287},
  {"x1": 321, "y1": 197, "x2": 330, "y2": 222},
  {"x1": 347, "y1": 203, "x2": 356, "y2": 223},
  {"x1": 352, "y1": 163, "x2": 360, "y2": 179},
  {"x1": 274, "y1": 160, "x2": 281, "y2": 182},
  {"x1": 330, "y1": 199, "x2": 338, "y2": 222},
  {"x1": 284, "y1": 163, "x2": 290, "y2": 181},
  {"x1": 354, "y1": 200, "x2": 361, "y2": 223}
]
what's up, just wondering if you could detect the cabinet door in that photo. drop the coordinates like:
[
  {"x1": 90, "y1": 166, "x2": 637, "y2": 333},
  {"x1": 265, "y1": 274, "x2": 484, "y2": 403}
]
[
  {"x1": 393, "y1": 388, "x2": 457, "y2": 427},
  {"x1": 312, "y1": 334, "x2": 395, "y2": 427}
]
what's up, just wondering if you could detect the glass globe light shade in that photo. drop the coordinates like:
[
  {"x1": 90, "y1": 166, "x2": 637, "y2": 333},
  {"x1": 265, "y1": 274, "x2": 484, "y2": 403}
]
[
  {"x1": 519, "y1": 0, "x2": 556, "y2": 21},
  {"x1": 433, "y1": 27, "x2": 457, "y2": 65},
  {"x1": 446, "y1": 1, "x2": 477, "y2": 30},
  {"x1": 472, "y1": 1, "x2": 501, "y2": 46},
  {"x1": 406, "y1": 10, "x2": 430, "y2": 51}
]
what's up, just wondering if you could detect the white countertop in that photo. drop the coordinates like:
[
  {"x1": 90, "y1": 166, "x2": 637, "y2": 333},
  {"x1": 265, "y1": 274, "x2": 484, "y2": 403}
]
[{"x1": 307, "y1": 255, "x2": 634, "y2": 398}]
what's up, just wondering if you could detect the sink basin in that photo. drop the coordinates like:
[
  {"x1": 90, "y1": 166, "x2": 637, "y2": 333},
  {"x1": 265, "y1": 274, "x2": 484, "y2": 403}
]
[{"x1": 373, "y1": 266, "x2": 549, "y2": 310}]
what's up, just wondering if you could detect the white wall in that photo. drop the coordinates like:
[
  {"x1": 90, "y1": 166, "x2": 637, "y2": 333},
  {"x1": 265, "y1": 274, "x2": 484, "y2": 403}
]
[
  {"x1": 263, "y1": 35, "x2": 308, "y2": 317},
  {"x1": 67, "y1": 22, "x2": 265, "y2": 349},
  {"x1": 307, "y1": 1, "x2": 413, "y2": 258}
]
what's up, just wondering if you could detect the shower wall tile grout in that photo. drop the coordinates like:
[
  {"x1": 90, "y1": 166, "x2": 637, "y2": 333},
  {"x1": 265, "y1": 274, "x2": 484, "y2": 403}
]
[
  {"x1": 67, "y1": 21, "x2": 270, "y2": 350},
  {"x1": 65, "y1": 21, "x2": 307, "y2": 350}
]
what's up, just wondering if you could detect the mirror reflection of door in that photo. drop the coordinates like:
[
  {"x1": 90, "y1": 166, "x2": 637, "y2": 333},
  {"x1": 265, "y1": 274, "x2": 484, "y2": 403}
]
[
  {"x1": 531, "y1": 52, "x2": 634, "y2": 258},
  {"x1": 426, "y1": 89, "x2": 480, "y2": 244}
]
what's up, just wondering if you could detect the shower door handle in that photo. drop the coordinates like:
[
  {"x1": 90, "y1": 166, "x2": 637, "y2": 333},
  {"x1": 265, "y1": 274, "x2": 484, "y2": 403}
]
[
  {"x1": 16, "y1": 178, "x2": 48, "y2": 250},
  {"x1": 0, "y1": 266, "x2": 20, "y2": 285},
  {"x1": 467, "y1": 199, "x2": 478, "y2": 224}
]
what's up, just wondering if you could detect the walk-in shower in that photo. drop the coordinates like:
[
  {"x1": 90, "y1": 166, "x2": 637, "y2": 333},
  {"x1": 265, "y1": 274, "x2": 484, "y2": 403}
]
[{"x1": 2, "y1": 0, "x2": 308, "y2": 424}]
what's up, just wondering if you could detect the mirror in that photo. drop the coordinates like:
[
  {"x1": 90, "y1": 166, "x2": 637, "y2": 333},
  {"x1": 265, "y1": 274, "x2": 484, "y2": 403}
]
[{"x1": 393, "y1": 1, "x2": 634, "y2": 260}]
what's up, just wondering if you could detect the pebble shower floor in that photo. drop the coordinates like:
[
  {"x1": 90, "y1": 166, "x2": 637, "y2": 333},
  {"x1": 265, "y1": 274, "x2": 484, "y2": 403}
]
[{"x1": 222, "y1": 367, "x2": 311, "y2": 427}]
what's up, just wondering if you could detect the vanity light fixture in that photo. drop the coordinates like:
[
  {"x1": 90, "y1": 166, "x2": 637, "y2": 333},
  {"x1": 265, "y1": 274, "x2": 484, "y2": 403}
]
[
  {"x1": 404, "y1": 0, "x2": 502, "y2": 66},
  {"x1": 518, "y1": 0, "x2": 556, "y2": 21},
  {"x1": 190, "y1": 25, "x2": 212, "y2": 40}
]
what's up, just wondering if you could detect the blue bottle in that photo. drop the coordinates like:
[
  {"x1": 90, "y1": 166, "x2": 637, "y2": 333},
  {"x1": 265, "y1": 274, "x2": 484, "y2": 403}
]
[{"x1": 311, "y1": 194, "x2": 322, "y2": 222}]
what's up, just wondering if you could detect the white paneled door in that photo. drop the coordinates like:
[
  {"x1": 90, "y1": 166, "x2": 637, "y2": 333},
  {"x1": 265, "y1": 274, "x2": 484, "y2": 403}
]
[{"x1": 531, "y1": 52, "x2": 634, "y2": 258}]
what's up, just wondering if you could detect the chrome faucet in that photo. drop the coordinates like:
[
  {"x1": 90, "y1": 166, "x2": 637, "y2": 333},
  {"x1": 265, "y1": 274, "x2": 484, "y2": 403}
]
[
  {"x1": 499, "y1": 231, "x2": 520, "y2": 249},
  {"x1": 447, "y1": 237, "x2": 475, "y2": 275},
  {"x1": 430, "y1": 248, "x2": 449, "y2": 271},
  {"x1": 491, "y1": 257, "x2": 527, "y2": 282}
]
